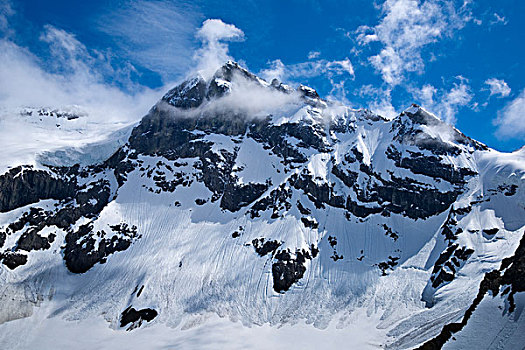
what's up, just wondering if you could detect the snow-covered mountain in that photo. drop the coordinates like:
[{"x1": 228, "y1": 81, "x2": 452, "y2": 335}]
[{"x1": 0, "y1": 61, "x2": 524, "y2": 349}]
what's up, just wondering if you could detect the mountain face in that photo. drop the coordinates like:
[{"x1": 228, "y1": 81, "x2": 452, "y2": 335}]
[{"x1": 0, "y1": 61, "x2": 524, "y2": 349}]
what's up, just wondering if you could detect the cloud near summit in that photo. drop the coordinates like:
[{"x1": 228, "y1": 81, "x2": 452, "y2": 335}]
[{"x1": 194, "y1": 19, "x2": 245, "y2": 80}]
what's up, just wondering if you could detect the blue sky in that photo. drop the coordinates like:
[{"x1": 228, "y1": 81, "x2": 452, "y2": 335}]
[{"x1": 1, "y1": 0, "x2": 524, "y2": 151}]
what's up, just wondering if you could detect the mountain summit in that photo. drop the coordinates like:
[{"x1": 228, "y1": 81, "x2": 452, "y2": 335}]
[{"x1": 1, "y1": 62, "x2": 524, "y2": 349}]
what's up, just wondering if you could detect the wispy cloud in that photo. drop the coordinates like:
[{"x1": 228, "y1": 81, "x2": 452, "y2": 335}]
[
  {"x1": 490, "y1": 13, "x2": 508, "y2": 25},
  {"x1": 494, "y1": 89, "x2": 525, "y2": 139},
  {"x1": 96, "y1": 0, "x2": 202, "y2": 83},
  {"x1": 0, "y1": 0, "x2": 14, "y2": 36},
  {"x1": 411, "y1": 78, "x2": 473, "y2": 124},
  {"x1": 260, "y1": 58, "x2": 354, "y2": 82},
  {"x1": 357, "y1": 84, "x2": 397, "y2": 119},
  {"x1": 355, "y1": 0, "x2": 470, "y2": 86},
  {"x1": 0, "y1": 23, "x2": 160, "y2": 124},
  {"x1": 308, "y1": 51, "x2": 321, "y2": 59},
  {"x1": 259, "y1": 58, "x2": 355, "y2": 102},
  {"x1": 485, "y1": 78, "x2": 511, "y2": 97}
]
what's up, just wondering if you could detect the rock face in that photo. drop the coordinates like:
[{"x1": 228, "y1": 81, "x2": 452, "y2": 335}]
[
  {"x1": 0, "y1": 166, "x2": 76, "y2": 212},
  {"x1": 418, "y1": 233, "x2": 525, "y2": 350},
  {"x1": 0, "y1": 62, "x2": 523, "y2": 348},
  {"x1": 120, "y1": 306, "x2": 158, "y2": 331}
]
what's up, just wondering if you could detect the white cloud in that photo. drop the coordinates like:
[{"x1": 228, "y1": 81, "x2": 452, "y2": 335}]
[
  {"x1": 0, "y1": 27, "x2": 161, "y2": 124},
  {"x1": 0, "y1": 0, "x2": 14, "y2": 36},
  {"x1": 357, "y1": 85, "x2": 397, "y2": 119},
  {"x1": 411, "y1": 79, "x2": 472, "y2": 124},
  {"x1": 260, "y1": 58, "x2": 354, "y2": 82},
  {"x1": 491, "y1": 13, "x2": 508, "y2": 25},
  {"x1": 197, "y1": 18, "x2": 244, "y2": 42},
  {"x1": 259, "y1": 59, "x2": 286, "y2": 82},
  {"x1": 308, "y1": 51, "x2": 321, "y2": 59},
  {"x1": 441, "y1": 81, "x2": 472, "y2": 123},
  {"x1": 194, "y1": 19, "x2": 245, "y2": 80},
  {"x1": 485, "y1": 78, "x2": 511, "y2": 97},
  {"x1": 417, "y1": 84, "x2": 438, "y2": 106},
  {"x1": 356, "y1": 0, "x2": 469, "y2": 86},
  {"x1": 96, "y1": 0, "x2": 201, "y2": 82},
  {"x1": 494, "y1": 89, "x2": 525, "y2": 139},
  {"x1": 259, "y1": 58, "x2": 354, "y2": 103}
]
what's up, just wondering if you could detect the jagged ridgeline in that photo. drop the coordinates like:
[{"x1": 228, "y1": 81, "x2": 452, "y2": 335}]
[{"x1": 0, "y1": 61, "x2": 524, "y2": 348}]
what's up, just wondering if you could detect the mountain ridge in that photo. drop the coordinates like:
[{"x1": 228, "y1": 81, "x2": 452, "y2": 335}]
[{"x1": 0, "y1": 61, "x2": 524, "y2": 349}]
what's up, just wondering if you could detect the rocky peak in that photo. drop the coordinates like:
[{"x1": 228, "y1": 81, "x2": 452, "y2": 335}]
[
  {"x1": 161, "y1": 61, "x2": 326, "y2": 113},
  {"x1": 162, "y1": 76, "x2": 207, "y2": 109},
  {"x1": 401, "y1": 104, "x2": 441, "y2": 126},
  {"x1": 392, "y1": 104, "x2": 488, "y2": 154}
]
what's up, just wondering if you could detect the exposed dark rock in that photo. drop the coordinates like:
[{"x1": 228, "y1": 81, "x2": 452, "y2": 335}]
[
  {"x1": 292, "y1": 173, "x2": 345, "y2": 210},
  {"x1": 328, "y1": 236, "x2": 337, "y2": 248},
  {"x1": 0, "y1": 231, "x2": 5, "y2": 248},
  {"x1": 332, "y1": 164, "x2": 358, "y2": 187},
  {"x1": 386, "y1": 146, "x2": 476, "y2": 185},
  {"x1": 377, "y1": 256, "x2": 400, "y2": 276},
  {"x1": 300, "y1": 217, "x2": 319, "y2": 229},
  {"x1": 272, "y1": 249, "x2": 308, "y2": 293},
  {"x1": 232, "y1": 226, "x2": 244, "y2": 238},
  {"x1": 0, "y1": 166, "x2": 76, "y2": 213},
  {"x1": 64, "y1": 223, "x2": 139, "y2": 274},
  {"x1": 220, "y1": 182, "x2": 268, "y2": 212},
  {"x1": 0, "y1": 251, "x2": 28, "y2": 269},
  {"x1": 382, "y1": 224, "x2": 399, "y2": 241},
  {"x1": 417, "y1": 232, "x2": 525, "y2": 350},
  {"x1": 0, "y1": 175, "x2": 113, "y2": 269},
  {"x1": 393, "y1": 106, "x2": 488, "y2": 154},
  {"x1": 271, "y1": 245, "x2": 319, "y2": 293},
  {"x1": 272, "y1": 244, "x2": 319, "y2": 293},
  {"x1": 16, "y1": 229, "x2": 55, "y2": 251},
  {"x1": 120, "y1": 306, "x2": 158, "y2": 330},
  {"x1": 429, "y1": 244, "x2": 474, "y2": 289},
  {"x1": 252, "y1": 238, "x2": 281, "y2": 257},
  {"x1": 331, "y1": 253, "x2": 343, "y2": 261},
  {"x1": 250, "y1": 183, "x2": 292, "y2": 219},
  {"x1": 195, "y1": 198, "x2": 207, "y2": 206},
  {"x1": 482, "y1": 228, "x2": 499, "y2": 236},
  {"x1": 162, "y1": 76, "x2": 207, "y2": 109},
  {"x1": 296, "y1": 201, "x2": 311, "y2": 215},
  {"x1": 502, "y1": 184, "x2": 518, "y2": 196}
]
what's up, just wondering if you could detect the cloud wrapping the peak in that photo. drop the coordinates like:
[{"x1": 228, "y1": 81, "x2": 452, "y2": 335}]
[
  {"x1": 194, "y1": 19, "x2": 245, "y2": 80},
  {"x1": 485, "y1": 78, "x2": 511, "y2": 97}
]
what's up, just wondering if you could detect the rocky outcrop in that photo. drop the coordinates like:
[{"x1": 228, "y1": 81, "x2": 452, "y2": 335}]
[
  {"x1": 120, "y1": 306, "x2": 158, "y2": 331},
  {"x1": 64, "y1": 223, "x2": 139, "y2": 274},
  {"x1": 272, "y1": 246, "x2": 319, "y2": 293},
  {"x1": 417, "y1": 232, "x2": 525, "y2": 350},
  {"x1": 0, "y1": 166, "x2": 76, "y2": 213}
]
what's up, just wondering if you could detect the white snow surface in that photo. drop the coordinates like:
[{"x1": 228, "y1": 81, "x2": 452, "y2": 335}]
[{"x1": 0, "y1": 106, "x2": 135, "y2": 172}]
